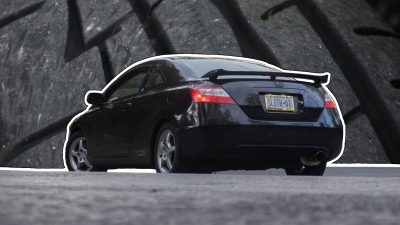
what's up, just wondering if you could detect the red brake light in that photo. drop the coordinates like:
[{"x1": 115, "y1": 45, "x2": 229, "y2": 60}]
[
  {"x1": 324, "y1": 101, "x2": 336, "y2": 109},
  {"x1": 189, "y1": 86, "x2": 236, "y2": 104},
  {"x1": 324, "y1": 94, "x2": 336, "y2": 109}
]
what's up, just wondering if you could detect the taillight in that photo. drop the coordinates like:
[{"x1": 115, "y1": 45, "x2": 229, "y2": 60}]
[
  {"x1": 324, "y1": 94, "x2": 336, "y2": 109},
  {"x1": 189, "y1": 86, "x2": 236, "y2": 104}
]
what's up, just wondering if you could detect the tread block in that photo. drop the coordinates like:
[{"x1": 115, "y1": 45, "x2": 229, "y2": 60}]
[
  {"x1": 338, "y1": 114, "x2": 388, "y2": 163},
  {"x1": 0, "y1": 0, "x2": 105, "y2": 167},
  {"x1": 76, "y1": 0, "x2": 132, "y2": 44},
  {"x1": 148, "y1": 0, "x2": 242, "y2": 55},
  {"x1": 105, "y1": 12, "x2": 156, "y2": 76}
]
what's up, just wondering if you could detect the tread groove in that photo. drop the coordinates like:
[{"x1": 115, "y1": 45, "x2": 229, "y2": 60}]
[
  {"x1": 390, "y1": 79, "x2": 400, "y2": 89},
  {"x1": 210, "y1": 0, "x2": 280, "y2": 66},
  {"x1": 65, "y1": 0, "x2": 135, "y2": 80},
  {"x1": 98, "y1": 43, "x2": 114, "y2": 82},
  {"x1": 148, "y1": 0, "x2": 164, "y2": 16},
  {"x1": 343, "y1": 106, "x2": 362, "y2": 124},
  {"x1": 65, "y1": 0, "x2": 134, "y2": 62},
  {"x1": 0, "y1": 1, "x2": 44, "y2": 29},
  {"x1": 128, "y1": 0, "x2": 174, "y2": 54},
  {"x1": 260, "y1": 0, "x2": 295, "y2": 20},
  {"x1": 64, "y1": 0, "x2": 86, "y2": 62},
  {"x1": 85, "y1": 12, "x2": 133, "y2": 50},
  {"x1": 353, "y1": 27, "x2": 400, "y2": 40}
]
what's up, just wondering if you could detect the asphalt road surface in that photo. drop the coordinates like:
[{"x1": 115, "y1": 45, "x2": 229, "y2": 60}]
[{"x1": 1, "y1": 168, "x2": 400, "y2": 225}]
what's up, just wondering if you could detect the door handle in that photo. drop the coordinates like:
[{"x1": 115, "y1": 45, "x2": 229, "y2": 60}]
[
  {"x1": 122, "y1": 102, "x2": 133, "y2": 110},
  {"x1": 103, "y1": 102, "x2": 114, "y2": 109}
]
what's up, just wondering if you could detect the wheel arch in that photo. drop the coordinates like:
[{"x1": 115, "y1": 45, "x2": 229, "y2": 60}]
[
  {"x1": 69, "y1": 125, "x2": 83, "y2": 136},
  {"x1": 149, "y1": 114, "x2": 178, "y2": 166}
]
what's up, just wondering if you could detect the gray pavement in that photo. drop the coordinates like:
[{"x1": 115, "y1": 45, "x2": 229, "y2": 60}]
[
  {"x1": 0, "y1": 169, "x2": 400, "y2": 225},
  {"x1": 218, "y1": 167, "x2": 400, "y2": 177}
]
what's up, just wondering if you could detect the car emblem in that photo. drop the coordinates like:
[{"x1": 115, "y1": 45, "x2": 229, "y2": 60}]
[{"x1": 273, "y1": 81, "x2": 284, "y2": 88}]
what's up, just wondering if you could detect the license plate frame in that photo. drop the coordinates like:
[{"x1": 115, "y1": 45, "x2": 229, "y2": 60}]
[{"x1": 265, "y1": 94, "x2": 295, "y2": 112}]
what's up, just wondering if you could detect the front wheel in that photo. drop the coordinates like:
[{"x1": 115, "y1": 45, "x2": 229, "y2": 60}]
[
  {"x1": 285, "y1": 162, "x2": 326, "y2": 176},
  {"x1": 64, "y1": 132, "x2": 107, "y2": 172},
  {"x1": 154, "y1": 123, "x2": 187, "y2": 173}
]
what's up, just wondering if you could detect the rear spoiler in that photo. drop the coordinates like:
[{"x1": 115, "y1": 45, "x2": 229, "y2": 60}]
[{"x1": 202, "y1": 69, "x2": 330, "y2": 84}]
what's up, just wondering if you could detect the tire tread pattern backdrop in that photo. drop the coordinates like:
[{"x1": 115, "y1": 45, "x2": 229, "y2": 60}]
[{"x1": 0, "y1": 0, "x2": 399, "y2": 167}]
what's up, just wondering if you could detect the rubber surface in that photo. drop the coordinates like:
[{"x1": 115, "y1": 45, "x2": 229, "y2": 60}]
[{"x1": 0, "y1": 0, "x2": 399, "y2": 167}]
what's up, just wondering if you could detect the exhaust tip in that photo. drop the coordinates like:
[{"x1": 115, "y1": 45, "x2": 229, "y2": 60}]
[
  {"x1": 300, "y1": 151, "x2": 327, "y2": 166},
  {"x1": 315, "y1": 151, "x2": 327, "y2": 161}
]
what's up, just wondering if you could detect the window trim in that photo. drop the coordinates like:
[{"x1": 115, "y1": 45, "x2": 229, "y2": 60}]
[
  {"x1": 142, "y1": 66, "x2": 166, "y2": 93},
  {"x1": 104, "y1": 66, "x2": 150, "y2": 102}
]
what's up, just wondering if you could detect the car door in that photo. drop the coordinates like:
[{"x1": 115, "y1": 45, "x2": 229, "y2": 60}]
[
  {"x1": 88, "y1": 67, "x2": 148, "y2": 159},
  {"x1": 128, "y1": 65, "x2": 167, "y2": 164}
]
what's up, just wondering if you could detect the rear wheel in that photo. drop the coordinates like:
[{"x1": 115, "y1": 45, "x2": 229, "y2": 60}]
[
  {"x1": 65, "y1": 132, "x2": 107, "y2": 172},
  {"x1": 285, "y1": 162, "x2": 326, "y2": 176},
  {"x1": 154, "y1": 123, "x2": 188, "y2": 173}
]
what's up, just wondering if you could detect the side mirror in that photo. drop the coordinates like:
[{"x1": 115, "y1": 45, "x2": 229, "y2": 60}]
[{"x1": 86, "y1": 92, "x2": 105, "y2": 106}]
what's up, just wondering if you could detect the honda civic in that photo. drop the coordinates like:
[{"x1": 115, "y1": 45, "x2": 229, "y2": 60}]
[{"x1": 63, "y1": 54, "x2": 344, "y2": 175}]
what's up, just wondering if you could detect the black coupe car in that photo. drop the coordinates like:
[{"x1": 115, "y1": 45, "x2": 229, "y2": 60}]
[{"x1": 63, "y1": 54, "x2": 344, "y2": 175}]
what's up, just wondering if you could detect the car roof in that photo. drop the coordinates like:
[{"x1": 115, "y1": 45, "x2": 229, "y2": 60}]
[
  {"x1": 157, "y1": 55, "x2": 281, "y2": 79},
  {"x1": 138, "y1": 54, "x2": 281, "y2": 70},
  {"x1": 106, "y1": 54, "x2": 283, "y2": 89},
  {"x1": 162, "y1": 55, "x2": 278, "y2": 67}
]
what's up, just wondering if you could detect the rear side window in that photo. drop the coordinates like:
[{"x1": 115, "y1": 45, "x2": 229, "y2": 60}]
[
  {"x1": 144, "y1": 68, "x2": 164, "y2": 90},
  {"x1": 108, "y1": 71, "x2": 147, "y2": 101},
  {"x1": 174, "y1": 58, "x2": 278, "y2": 78}
]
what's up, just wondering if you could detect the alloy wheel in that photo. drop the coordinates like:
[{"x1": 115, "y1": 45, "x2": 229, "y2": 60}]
[
  {"x1": 68, "y1": 137, "x2": 93, "y2": 171},
  {"x1": 156, "y1": 129, "x2": 176, "y2": 173}
]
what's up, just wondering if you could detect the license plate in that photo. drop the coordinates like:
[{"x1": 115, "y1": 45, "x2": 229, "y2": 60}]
[{"x1": 265, "y1": 94, "x2": 295, "y2": 112}]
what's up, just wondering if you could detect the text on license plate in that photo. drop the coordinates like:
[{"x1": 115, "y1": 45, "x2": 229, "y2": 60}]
[{"x1": 265, "y1": 94, "x2": 295, "y2": 112}]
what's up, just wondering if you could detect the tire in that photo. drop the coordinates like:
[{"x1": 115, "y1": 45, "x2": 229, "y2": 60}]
[
  {"x1": 153, "y1": 123, "x2": 188, "y2": 173},
  {"x1": 64, "y1": 132, "x2": 107, "y2": 172},
  {"x1": 285, "y1": 162, "x2": 327, "y2": 176},
  {"x1": 1, "y1": 0, "x2": 399, "y2": 168}
]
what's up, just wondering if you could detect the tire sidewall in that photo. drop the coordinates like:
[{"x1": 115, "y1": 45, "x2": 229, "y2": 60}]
[
  {"x1": 64, "y1": 131, "x2": 106, "y2": 172},
  {"x1": 64, "y1": 131, "x2": 84, "y2": 171}
]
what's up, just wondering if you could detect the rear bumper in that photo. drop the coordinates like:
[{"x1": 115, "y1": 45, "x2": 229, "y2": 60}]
[{"x1": 177, "y1": 125, "x2": 343, "y2": 161}]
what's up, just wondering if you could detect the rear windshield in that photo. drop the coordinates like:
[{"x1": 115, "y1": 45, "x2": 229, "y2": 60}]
[{"x1": 174, "y1": 58, "x2": 279, "y2": 78}]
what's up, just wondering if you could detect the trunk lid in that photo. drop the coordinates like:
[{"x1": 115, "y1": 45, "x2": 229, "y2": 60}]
[{"x1": 219, "y1": 79, "x2": 324, "y2": 121}]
